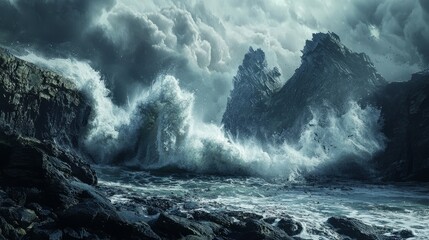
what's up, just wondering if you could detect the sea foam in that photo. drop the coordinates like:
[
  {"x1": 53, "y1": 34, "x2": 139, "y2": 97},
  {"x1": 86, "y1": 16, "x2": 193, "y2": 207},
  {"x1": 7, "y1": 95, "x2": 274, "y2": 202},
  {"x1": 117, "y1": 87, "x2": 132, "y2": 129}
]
[{"x1": 20, "y1": 53, "x2": 386, "y2": 179}]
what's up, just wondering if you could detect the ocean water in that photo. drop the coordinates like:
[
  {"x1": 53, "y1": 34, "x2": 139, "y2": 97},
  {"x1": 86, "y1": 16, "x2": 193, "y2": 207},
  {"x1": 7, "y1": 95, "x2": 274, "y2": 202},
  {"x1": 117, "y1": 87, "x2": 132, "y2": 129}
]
[
  {"x1": 19, "y1": 51, "x2": 429, "y2": 239},
  {"x1": 96, "y1": 166, "x2": 429, "y2": 239},
  {"x1": 20, "y1": 54, "x2": 385, "y2": 178}
]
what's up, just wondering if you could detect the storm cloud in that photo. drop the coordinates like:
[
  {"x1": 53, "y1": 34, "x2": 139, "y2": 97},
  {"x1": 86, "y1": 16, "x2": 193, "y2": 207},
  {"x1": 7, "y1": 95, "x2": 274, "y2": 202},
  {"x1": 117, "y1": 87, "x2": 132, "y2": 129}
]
[{"x1": 0, "y1": 0, "x2": 427, "y2": 122}]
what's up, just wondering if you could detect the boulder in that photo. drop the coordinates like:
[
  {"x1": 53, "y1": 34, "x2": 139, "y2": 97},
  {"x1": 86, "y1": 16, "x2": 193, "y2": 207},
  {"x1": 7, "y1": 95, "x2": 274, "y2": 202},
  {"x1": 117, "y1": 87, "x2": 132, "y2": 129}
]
[
  {"x1": 277, "y1": 217, "x2": 303, "y2": 236},
  {"x1": 192, "y1": 210, "x2": 235, "y2": 228},
  {"x1": 59, "y1": 199, "x2": 160, "y2": 240},
  {"x1": 228, "y1": 219, "x2": 293, "y2": 240},
  {"x1": 0, "y1": 132, "x2": 97, "y2": 209},
  {"x1": 392, "y1": 229, "x2": 414, "y2": 239},
  {"x1": 327, "y1": 216, "x2": 384, "y2": 240},
  {"x1": 152, "y1": 213, "x2": 214, "y2": 239},
  {"x1": 0, "y1": 216, "x2": 19, "y2": 240}
]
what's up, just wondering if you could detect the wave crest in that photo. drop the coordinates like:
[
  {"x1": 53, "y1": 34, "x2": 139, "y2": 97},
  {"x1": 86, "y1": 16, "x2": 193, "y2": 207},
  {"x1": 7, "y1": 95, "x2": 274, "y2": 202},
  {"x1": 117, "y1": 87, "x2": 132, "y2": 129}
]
[{"x1": 20, "y1": 53, "x2": 386, "y2": 179}]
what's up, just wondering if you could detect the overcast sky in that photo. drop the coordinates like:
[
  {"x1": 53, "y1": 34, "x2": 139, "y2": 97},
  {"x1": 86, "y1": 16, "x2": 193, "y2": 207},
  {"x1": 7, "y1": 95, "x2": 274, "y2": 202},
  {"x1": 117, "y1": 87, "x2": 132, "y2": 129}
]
[{"x1": 0, "y1": 0, "x2": 428, "y2": 121}]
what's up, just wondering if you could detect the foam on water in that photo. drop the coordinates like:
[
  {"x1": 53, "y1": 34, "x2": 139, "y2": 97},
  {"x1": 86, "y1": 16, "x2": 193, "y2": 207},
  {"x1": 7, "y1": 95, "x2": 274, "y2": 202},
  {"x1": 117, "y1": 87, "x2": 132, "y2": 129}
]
[
  {"x1": 96, "y1": 166, "x2": 429, "y2": 239},
  {"x1": 20, "y1": 53, "x2": 385, "y2": 179}
]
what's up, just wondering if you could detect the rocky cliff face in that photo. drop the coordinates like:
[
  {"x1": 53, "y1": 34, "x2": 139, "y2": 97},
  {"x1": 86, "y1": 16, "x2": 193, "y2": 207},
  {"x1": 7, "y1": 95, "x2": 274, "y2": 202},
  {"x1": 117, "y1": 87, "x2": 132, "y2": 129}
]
[
  {"x1": 264, "y1": 32, "x2": 386, "y2": 139},
  {"x1": 223, "y1": 33, "x2": 386, "y2": 140},
  {"x1": 0, "y1": 48, "x2": 90, "y2": 146},
  {"x1": 371, "y1": 70, "x2": 429, "y2": 181},
  {"x1": 0, "y1": 48, "x2": 164, "y2": 239},
  {"x1": 222, "y1": 47, "x2": 282, "y2": 138},
  {"x1": 222, "y1": 32, "x2": 429, "y2": 181}
]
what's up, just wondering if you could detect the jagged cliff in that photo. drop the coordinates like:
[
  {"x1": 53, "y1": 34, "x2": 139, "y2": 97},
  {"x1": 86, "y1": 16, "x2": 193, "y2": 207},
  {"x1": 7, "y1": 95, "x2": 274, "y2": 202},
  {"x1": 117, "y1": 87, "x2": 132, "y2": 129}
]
[
  {"x1": 222, "y1": 32, "x2": 429, "y2": 181},
  {"x1": 222, "y1": 47, "x2": 282, "y2": 138},
  {"x1": 264, "y1": 32, "x2": 386, "y2": 139},
  {"x1": 0, "y1": 49, "x2": 162, "y2": 239},
  {"x1": 371, "y1": 70, "x2": 429, "y2": 181},
  {"x1": 0, "y1": 48, "x2": 90, "y2": 146},
  {"x1": 223, "y1": 33, "x2": 386, "y2": 140}
]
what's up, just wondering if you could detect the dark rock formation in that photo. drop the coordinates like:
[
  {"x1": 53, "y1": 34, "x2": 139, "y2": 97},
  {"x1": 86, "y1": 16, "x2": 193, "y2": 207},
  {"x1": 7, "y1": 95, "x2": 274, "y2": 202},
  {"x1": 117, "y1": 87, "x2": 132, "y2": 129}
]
[
  {"x1": 0, "y1": 48, "x2": 162, "y2": 240},
  {"x1": 370, "y1": 70, "x2": 429, "y2": 181},
  {"x1": 0, "y1": 131, "x2": 163, "y2": 240},
  {"x1": 264, "y1": 32, "x2": 386, "y2": 139},
  {"x1": 192, "y1": 210, "x2": 235, "y2": 228},
  {"x1": 222, "y1": 47, "x2": 282, "y2": 138},
  {"x1": 222, "y1": 32, "x2": 429, "y2": 181},
  {"x1": 327, "y1": 216, "x2": 392, "y2": 240},
  {"x1": 223, "y1": 33, "x2": 386, "y2": 141},
  {"x1": 277, "y1": 216, "x2": 303, "y2": 236},
  {"x1": 0, "y1": 131, "x2": 96, "y2": 206},
  {"x1": 235, "y1": 219, "x2": 294, "y2": 240},
  {"x1": 0, "y1": 48, "x2": 90, "y2": 146},
  {"x1": 152, "y1": 213, "x2": 214, "y2": 239}
]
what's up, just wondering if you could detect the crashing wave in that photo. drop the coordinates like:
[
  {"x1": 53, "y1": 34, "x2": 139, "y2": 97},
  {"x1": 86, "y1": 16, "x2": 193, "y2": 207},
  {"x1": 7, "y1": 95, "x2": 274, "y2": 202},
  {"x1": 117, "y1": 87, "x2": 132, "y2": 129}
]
[{"x1": 20, "y1": 53, "x2": 385, "y2": 179}]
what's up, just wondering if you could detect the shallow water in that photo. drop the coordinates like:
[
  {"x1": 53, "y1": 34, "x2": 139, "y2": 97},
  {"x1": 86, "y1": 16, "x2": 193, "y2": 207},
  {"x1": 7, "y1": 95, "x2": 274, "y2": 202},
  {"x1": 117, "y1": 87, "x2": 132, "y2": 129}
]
[{"x1": 95, "y1": 166, "x2": 429, "y2": 239}]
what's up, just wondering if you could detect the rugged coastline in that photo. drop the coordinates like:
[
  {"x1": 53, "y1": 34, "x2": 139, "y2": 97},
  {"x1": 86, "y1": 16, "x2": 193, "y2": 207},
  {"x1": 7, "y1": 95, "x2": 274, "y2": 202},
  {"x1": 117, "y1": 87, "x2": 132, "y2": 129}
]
[{"x1": 0, "y1": 33, "x2": 427, "y2": 239}]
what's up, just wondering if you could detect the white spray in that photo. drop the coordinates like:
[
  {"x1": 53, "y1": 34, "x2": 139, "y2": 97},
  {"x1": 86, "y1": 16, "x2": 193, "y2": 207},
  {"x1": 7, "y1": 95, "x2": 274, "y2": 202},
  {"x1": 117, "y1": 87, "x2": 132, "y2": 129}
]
[{"x1": 20, "y1": 53, "x2": 386, "y2": 179}]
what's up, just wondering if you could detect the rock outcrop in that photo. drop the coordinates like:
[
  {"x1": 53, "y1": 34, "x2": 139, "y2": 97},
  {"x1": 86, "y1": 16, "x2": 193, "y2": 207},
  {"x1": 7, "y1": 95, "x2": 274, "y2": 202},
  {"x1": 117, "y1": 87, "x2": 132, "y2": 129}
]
[
  {"x1": 328, "y1": 216, "x2": 388, "y2": 239},
  {"x1": 223, "y1": 33, "x2": 386, "y2": 141},
  {"x1": 222, "y1": 32, "x2": 429, "y2": 181},
  {"x1": 0, "y1": 131, "x2": 162, "y2": 240},
  {"x1": 222, "y1": 47, "x2": 282, "y2": 138},
  {"x1": 371, "y1": 70, "x2": 429, "y2": 181},
  {"x1": 0, "y1": 48, "x2": 90, "y2": 146},
  {"x1": 264, "y1": 32, "x2": 386, "y2": 139},
  {"x1": 0, "y1": 48, "x2": 163, "y2": 239}
]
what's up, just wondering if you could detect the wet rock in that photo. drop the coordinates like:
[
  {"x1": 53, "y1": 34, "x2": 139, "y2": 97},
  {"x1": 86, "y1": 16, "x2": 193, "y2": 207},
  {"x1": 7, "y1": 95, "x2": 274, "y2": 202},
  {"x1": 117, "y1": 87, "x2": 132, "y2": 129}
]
[
  {"x1": 183, "y1": 201, "x2": 199, "y2": 210},
  {"x1": 26, "y1": 203, "x2": 52, "y2": 220},
  {"x1": 225, "y1": 211, "x2": 263, "y2": 221},
  {"x1": 59, "y1": 198, "x2": 161, "y2": 240},
  {"x1": 229, "y1": 219, "x2": 293, "y2": 240},
  {"x1": 0, "y1": 132, "x2": 97, "y2": 209},
  {"x1": 147, "y1": 206, "x2": 162, "y2": 215},
  {"x1": 0, "y1": 216, "x2": 19, "y2": 240},
  {"x1": 192, "y1": 210, "x2": 234, "y2": 228},
  {"x1": 59, "y1": 198, "x2": 121, "y2": 229},
  {"x1": 262, "y1": 217, "x2": 277, "y2": 224},
  {"x1": 62, "y1": 227, "x2": 93, "y2": 239},
  {"x1": 370, "y1": 70, "x2": 429, "y2": 181},
  {"x1": 0, "y1": 47, "x2": 91, "y2": 147},
  {"x1": 153, "y1": 213, "x2": 213, "y2": 239},
  {"x1": 24, "y1": 222, "x2": 63, "y2": 240},
  {"x1": 392, "y1": 229, "x2": 414, "y2": 239},
  {"x1": 16, "y1": 208, "x2": 38, "y2": 228},
  {"x1": 137, "y1": 197, "x2": 176, "y2": 212},
  {"x1": 277, "y1": 217, "x2": 303, "y2": 236},
  {"x1": 180, "y1": 235, "x2": 212, "y2": 240},
  {"x1": 131, "y1": 221, "x2": 161, "y2": 240},
  {"x1": 327, "y1": 216, "x2": 383, "y2": 240},
  {"x1": 0, "y1": 47, "x2": 164, "y2": 240}
]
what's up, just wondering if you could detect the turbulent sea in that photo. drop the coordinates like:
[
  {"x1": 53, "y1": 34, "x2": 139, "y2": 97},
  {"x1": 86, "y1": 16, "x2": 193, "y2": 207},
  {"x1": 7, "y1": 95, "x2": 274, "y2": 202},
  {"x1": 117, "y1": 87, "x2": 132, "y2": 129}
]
[
  {"x1": 19, "y1": 51, "x2": 429, "y2": 239},
  {"x1": 96, "y1": 166, "x2": 429, "y2": 239}
]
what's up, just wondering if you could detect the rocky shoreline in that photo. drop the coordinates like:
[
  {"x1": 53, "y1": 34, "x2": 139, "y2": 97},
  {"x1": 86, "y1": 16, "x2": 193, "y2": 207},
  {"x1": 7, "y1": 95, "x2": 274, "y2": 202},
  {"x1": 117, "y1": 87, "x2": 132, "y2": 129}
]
[
  {"x1": 0, "y1": 40, "x2": 425, "y2": 239},
  {"x1": 0, "y1": 132, "x2": 416, "y2": 239}
]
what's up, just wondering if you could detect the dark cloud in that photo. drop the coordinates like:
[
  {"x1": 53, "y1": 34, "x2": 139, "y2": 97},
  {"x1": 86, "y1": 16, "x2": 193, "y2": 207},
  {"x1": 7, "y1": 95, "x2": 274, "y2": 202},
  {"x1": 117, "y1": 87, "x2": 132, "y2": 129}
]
[
  {"x1": 0, "y1": 1, "x2": 235, "y2": 119},
  {"x1": 0, "y1": 0, "x2": 428, "y2": 122},
  {"x1": 420, "y1": 0, "x2": 429, "y2": 13},
  {"x1": 0, "y1": 0, "x2": 111, "y2": 44},
  {"x1": 0, "y1": 0, "x2": 184, "y2": 105}
]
